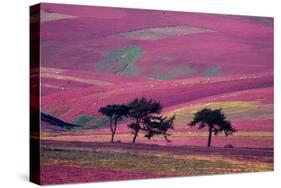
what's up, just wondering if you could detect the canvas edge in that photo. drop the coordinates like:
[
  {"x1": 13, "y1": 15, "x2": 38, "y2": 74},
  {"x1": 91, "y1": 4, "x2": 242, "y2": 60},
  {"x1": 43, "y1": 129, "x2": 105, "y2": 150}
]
[{"x1": 29, "y1": 3, "x2": 41, "y2": 185}]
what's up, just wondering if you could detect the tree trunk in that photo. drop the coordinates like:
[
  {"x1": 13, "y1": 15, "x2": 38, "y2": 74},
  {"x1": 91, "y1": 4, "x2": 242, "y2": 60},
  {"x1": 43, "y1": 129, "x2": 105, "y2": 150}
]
[
  {"x1": 207, "y1": 128, "x2": 212, "y2": 148},
  {"x1": 111, "y1": 131, "x2": 115, "y2": 143},
  {"x1": 109, "y1": 117, "x2": 114, "y2": 143},
  {"x1": 132, "y1": 129, "x2": 139, "y2": 143},
  {"x1": 132, "y1": 119, "x2": 141, "y2": 144},
  {"x1": 111, "y1": 119, "x2": 118, "y2": 143}
]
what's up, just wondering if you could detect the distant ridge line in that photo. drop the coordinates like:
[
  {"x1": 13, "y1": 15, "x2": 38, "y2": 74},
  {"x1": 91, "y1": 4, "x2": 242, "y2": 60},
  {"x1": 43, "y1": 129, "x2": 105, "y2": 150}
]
[{"x1": 41, "y1": 112, "x2": 79, "y2": 128}]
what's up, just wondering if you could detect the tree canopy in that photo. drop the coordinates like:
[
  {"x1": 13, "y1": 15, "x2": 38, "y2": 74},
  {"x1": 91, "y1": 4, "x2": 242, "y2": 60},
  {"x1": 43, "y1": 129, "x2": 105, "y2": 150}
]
[
  {"x1": 143, "y1": 115, "x2": 175, "y2": 142},
  {"x1": 99, "y1": 104, "x2": 130, "y2": 142},
  {"x1": 127, "y1": 97, "x2": 162, "y2": 143},
  {"x1": 98, "y1": 97, "x2": 176, "y2": 144},
  {"x1": 189, "y1": 108, "x2": 236, "y2": 147}
]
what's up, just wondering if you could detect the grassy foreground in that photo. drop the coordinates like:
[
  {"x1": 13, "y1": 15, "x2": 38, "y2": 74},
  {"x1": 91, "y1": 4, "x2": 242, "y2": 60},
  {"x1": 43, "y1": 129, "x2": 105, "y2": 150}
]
[{"x1": 40, "y1": 140, "x2": 273, "y2": 184}]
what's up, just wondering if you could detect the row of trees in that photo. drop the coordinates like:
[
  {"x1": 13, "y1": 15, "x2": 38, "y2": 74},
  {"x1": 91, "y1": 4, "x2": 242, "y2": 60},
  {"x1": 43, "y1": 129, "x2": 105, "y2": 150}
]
[
  {"x1": 99, "y1": 97, "x2": 175, "y2": 144},
  {"x1": 99, "y1": 97, "x2": 236, "y2": 147}
]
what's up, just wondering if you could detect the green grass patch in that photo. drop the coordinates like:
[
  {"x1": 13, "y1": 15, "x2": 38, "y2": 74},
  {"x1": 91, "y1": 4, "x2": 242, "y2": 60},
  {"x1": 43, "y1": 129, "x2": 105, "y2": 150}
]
[
  {"x1": 98, "y1": 45, "x2": 142, "y2": 76},
  {"x1": 202, "y1": 65, "x2": 221, "y2": 76},
  {"x1": 71, "y1": 114, "x2": 109, "y2": 130}
]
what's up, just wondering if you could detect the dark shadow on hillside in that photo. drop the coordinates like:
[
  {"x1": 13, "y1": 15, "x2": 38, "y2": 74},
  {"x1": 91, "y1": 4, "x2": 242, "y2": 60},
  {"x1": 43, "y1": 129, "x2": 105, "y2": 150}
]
[{"x1": 41, "y1": 112, "x2": 79, "y2": 129}]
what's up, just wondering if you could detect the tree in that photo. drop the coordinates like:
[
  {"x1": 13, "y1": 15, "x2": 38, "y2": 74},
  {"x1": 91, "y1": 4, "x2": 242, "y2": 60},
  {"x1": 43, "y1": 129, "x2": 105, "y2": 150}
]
[
  {"x1": 143, "y1": 115, "x2": 175, "y2": 142},
  {"x1": 127, "y1": 97, "x2": 162, "y2": 143},
  {"x1": 99, "y1": 104, "x2": 130, "y2": 143},
  {"x1": 188, "y1": 108, "x2": 236, "y2": 148}
]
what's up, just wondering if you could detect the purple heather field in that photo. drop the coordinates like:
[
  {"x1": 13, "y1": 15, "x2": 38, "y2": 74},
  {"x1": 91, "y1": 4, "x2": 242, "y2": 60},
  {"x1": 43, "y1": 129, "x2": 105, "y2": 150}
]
[{"x1": 30, "y1": 3, "x2": 273, "y2": 184}]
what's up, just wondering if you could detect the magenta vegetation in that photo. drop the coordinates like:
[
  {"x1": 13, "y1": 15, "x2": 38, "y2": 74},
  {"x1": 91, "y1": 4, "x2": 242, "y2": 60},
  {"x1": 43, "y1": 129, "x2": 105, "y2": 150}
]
[{"x1": 32, "y1": 3, "x2": 273, "y2": 185}]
